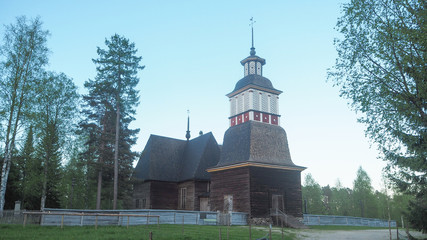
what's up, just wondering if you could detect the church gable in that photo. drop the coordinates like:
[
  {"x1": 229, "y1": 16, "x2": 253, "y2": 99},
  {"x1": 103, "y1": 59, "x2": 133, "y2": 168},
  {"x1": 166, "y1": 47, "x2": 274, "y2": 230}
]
[
  {"x1": 134, "y1": 135, "x2": 186, "y2": 182},
  {"x1": 134, "y1": 133, "x2": 220, "y2": 183}
]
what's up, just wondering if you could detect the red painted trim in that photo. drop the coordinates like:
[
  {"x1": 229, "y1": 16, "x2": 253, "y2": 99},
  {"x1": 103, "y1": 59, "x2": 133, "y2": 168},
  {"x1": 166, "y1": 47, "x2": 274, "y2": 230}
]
[
  {"x1": 244, "y1": 112, "x2": 249, "y2": 122},
  {"x1": 262, "y1": 113, "x2": 270, "y2": 123},
  {"x1": 237, "y1": 115, "x2": 243, "y2": 125},
  {"x1": 231, "y1": 117, "x2": 236, "y2": 126},
  {"x1": 271, "y1": 115, "x2": 278, "y2": 125},
  {"x1": 254, "y1": 111, "x2": 260, "y2": 121}
]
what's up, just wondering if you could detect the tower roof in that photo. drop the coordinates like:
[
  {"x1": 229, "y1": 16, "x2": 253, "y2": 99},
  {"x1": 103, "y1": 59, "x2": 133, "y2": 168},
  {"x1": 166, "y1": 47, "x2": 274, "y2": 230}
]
[
  {"x1": 212, "y1": 121, "x2": 305, "y2": 171},
  {"x1": 227, "y1": 74, "x2": 282, "y2": 97}
]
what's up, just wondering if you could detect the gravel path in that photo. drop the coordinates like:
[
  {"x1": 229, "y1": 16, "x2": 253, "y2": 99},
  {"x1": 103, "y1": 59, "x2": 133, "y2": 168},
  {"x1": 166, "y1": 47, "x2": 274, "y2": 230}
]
[{"x1": 289, "y1": 229, "x2": 427, "y2": 240}]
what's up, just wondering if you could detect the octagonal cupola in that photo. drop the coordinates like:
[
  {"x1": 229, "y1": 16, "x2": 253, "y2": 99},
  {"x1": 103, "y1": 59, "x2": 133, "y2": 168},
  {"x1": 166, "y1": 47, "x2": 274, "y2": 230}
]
[{"x1": 241, "y1": 46, "x2": 266, "y2": 76}]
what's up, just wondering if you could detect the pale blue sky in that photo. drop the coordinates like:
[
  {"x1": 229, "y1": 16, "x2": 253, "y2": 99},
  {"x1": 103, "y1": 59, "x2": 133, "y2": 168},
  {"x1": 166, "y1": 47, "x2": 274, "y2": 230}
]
[{"x1": 0, "y1": 0, "x2": 386, "y2": 190}]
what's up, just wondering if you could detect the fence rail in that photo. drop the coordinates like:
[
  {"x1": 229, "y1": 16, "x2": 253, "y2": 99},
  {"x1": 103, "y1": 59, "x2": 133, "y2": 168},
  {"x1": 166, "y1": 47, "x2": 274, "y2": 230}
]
[
  {"x1": 38, "y1": 208, "x2": 247, "y2": 227},
  {"x1": 303, "y1": 214, "x2": 397, "y2": 227},
  {"x1": 24, "y1": 211, "x2": 160, "y2": 229}
]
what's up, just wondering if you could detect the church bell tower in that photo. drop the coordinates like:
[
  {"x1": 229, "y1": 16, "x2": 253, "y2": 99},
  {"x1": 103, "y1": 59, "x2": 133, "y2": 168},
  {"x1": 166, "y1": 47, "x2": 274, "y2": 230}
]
[
  {"x1": 227, "y1": 22, "x2": 282, "y2": 127},
  {"x1": 208, "y1": 20, "x2": 306, "y2": 220}
]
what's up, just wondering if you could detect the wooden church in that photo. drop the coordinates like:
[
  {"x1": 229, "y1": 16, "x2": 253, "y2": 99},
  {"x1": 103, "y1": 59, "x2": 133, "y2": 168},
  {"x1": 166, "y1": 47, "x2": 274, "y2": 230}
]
[{"x1": 133, "y1": 36, "x2": 306, "y2": 220}]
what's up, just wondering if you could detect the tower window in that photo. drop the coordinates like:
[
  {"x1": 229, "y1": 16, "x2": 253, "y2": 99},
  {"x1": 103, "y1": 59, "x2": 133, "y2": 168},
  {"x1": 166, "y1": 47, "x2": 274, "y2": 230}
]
[
  {"x1": 262, "y1": 93, "x2": 268, "y2": 112},
  {"x1": 253, "y1": 91, "x2": 259, "y2": 110},
  {"x1": 244, "y1": 93, "x2": 249, "y2": 111},
  {"x1": 238, "y1": 95, "x2": 243, "y2": 113},
  {"x1": 270, "y1": 95, "x2": 277, "y2": 114},
  {"x1": 249, "y1": 61, "x2": 255, "y2": 74}
]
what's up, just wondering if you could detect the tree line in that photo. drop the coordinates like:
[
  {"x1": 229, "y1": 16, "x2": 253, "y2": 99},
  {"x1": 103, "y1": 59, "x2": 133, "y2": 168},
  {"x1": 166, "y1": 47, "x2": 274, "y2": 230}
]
[
  {"x1": 0, "y1": 16, "x2": 144, "y2": 213},
  {"x1": 302, "y1": 167, "x2": 412, "y2": 227}
]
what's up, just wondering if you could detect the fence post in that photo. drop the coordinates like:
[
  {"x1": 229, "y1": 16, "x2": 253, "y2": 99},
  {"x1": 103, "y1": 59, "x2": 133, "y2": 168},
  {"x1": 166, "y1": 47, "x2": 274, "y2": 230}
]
[
  {"x1": 95, "y1": 215, "x2": 98, "y2": 230},
  {"x1": 281, "y1": 219, "x2": 284, "y2": 240},
  {"x1": 269, "y1": 224, "x2": 272, "y2": 240},
  {"x1": 149, "y1": 231, "x2": 153, "y2": 240},
  {"x1": 61, "y1": 214, "x2": 64, "y2": 229},
  {"x1": 219, "y1": 228, "x2": 222, "y2": 240},
  {"x1": 249, "y1": 222, "x2": 252, "y2": 240},
  {"x1": 23, "y1": 213, "x2": 27, "y2": 227},
  {"x1": 182, "y1": 216, "x2": 184, "y2": 235},
  {"x1": 396, "y1": 225, "x2": 399, "y2": 240},
  {"x1": 80, "y1": 212, "x2": 84, "y2": 226}
]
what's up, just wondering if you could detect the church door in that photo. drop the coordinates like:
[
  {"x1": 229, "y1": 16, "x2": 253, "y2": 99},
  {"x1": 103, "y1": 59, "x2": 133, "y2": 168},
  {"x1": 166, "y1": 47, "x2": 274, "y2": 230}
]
[
  {"x1": 272, "y1": 194, "x2": 285, "y2": 213},
  {"x1": 223, "y1": 195, "x2": 233, "y2": 213},
  {"x1": 200, "y1": 197, "x2": 210, "y2": 211}
]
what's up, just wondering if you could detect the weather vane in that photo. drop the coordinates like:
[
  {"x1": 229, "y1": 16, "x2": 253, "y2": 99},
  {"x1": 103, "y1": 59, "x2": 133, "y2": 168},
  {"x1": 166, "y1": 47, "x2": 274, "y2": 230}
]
[{"x1": 249, "y1": 17, "x2": 256, "y2": 55}]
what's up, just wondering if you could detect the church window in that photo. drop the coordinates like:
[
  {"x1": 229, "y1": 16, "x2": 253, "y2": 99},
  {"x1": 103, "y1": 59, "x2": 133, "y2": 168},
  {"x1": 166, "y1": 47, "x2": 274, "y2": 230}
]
[
  {"x1": 135, "y1": 199, "x2": 140, "y2": 208},
  {"x1": 142, "y1": 199, "x2": 146, "y2": 208},
  {"x1": 249, "y1": 61, "x2": 255, "y2": 74},
  {"x1": 180, "y1": 188, "x2": 187, "y2": 209},
  {"x1": 256, "y1": 62, "x2": 262, "y2": 75},
  {"x1": 244, "y1": 63, "x2": 248, "y2": 76}
]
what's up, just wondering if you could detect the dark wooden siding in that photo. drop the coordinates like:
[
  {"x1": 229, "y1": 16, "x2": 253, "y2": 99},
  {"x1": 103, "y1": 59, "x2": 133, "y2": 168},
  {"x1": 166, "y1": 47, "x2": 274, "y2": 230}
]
[
  {"x1": 210, "y1": 167, "x2": 250, "y2": 213},
  {"x1": 150, "y1": 181, "x2": 178, "y2": 209},
  {"x1": 177, "y1": 181, "x2": 195, "y2": 210},
  {"x1": 133, "y1": 182, "x2": 151, "y2": 208},
  {"x1": 249, "y1": 167, "x2": 302, "y2": 218}
]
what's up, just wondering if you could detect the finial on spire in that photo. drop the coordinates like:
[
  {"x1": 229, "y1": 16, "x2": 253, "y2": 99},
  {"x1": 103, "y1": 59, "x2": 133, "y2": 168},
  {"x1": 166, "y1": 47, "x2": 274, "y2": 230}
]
[
  {"x1": 185, "y1": 110, "x2": 191, "y2": 141},
  {"x1": 250, "y1": 17, "x2": 256, "y2": 56}
]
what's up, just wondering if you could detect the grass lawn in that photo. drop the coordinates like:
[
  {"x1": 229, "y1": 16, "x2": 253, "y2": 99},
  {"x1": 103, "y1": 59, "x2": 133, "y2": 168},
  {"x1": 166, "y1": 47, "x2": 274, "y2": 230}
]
[{"x1": 0, "y1": 224, "x2": 297, "y2": 240}]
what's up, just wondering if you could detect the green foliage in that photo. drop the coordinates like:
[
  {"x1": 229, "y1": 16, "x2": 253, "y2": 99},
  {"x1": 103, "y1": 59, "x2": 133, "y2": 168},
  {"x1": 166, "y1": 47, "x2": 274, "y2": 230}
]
[
  {"x1": 16, "y1": 126, "x2": 42, "y2": 210},
  {"x1": 59, "y1": 143, "x2": 90, "y2": 209},
  {"x1": 352, "y1": 167, "x2": 377, "y2": 218},
  {"x1": 329, "y1": 180, "x2": 353, "y2": 216},
  {"x1": 302, "y1": 173, "x2": 325, "y2": 214},
  {"x1": 329, "y1": 0, "x2": 426, "y2": 232},
  {"x1": 37, "y1": 121, "x2": 62, "y2": 209},
  {"x1": 303, "y1": 168, "x2": 412, "y2": 227},
  {"x1": 32, "y1": 71, "x2": 79, "y2": 210},
  {"x1": 0, "y1": 15, "x2": 49, "y2": 212},
  {"x1": 80, "y1": 34, "x2": 144, "y2": 209}
]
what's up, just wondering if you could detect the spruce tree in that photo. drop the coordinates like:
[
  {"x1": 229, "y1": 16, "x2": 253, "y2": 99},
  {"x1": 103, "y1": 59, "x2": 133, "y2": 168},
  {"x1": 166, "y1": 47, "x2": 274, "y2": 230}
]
[{"x1": 83, "y1": 34, "x2": 143, "y2": 209}]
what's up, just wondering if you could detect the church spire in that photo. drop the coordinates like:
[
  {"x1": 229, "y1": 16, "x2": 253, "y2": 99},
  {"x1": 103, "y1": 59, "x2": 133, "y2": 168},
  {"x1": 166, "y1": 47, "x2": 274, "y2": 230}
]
[
  {"x1": 185, "y1": 110, "x2": 191, "y2": 141},
  {"x1": 240, "y1": 18, "x2": 265, "y2": 77},
  {"x1": 250, "y1": 17, "x2": 256, "y2": 56}
]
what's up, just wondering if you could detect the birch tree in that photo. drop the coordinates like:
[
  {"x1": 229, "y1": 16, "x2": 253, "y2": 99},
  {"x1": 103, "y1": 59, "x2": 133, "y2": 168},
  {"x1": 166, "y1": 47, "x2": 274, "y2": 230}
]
[{"x1": 0, "y1": 16, "x2": 49, "y2": 213}]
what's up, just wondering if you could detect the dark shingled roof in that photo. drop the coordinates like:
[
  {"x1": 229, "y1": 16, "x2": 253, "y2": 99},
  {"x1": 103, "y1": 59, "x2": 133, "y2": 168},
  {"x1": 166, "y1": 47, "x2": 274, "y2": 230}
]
[
  {"x1": 216, "y1": 121, "x2": 296, "y2": 167},
  {"x1": 134, "y1": 132, "x2": 220, "y2": 182},
  {"x1": 229, "y1": 75, "x2": 281, "y2": 96}
]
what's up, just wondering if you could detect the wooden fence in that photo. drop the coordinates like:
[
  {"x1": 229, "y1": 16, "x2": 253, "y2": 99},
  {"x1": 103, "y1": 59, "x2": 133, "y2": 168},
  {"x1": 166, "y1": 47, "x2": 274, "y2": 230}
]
[
  {"x1": 303, "y1": 214, "x2": 397, "y2": 227},
  {"x1": 39, "y1": 208, "x2": 248, "y2": 226},
  {"x1": 24, "y1": 211, "x2": 159, "y2": 229}
]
